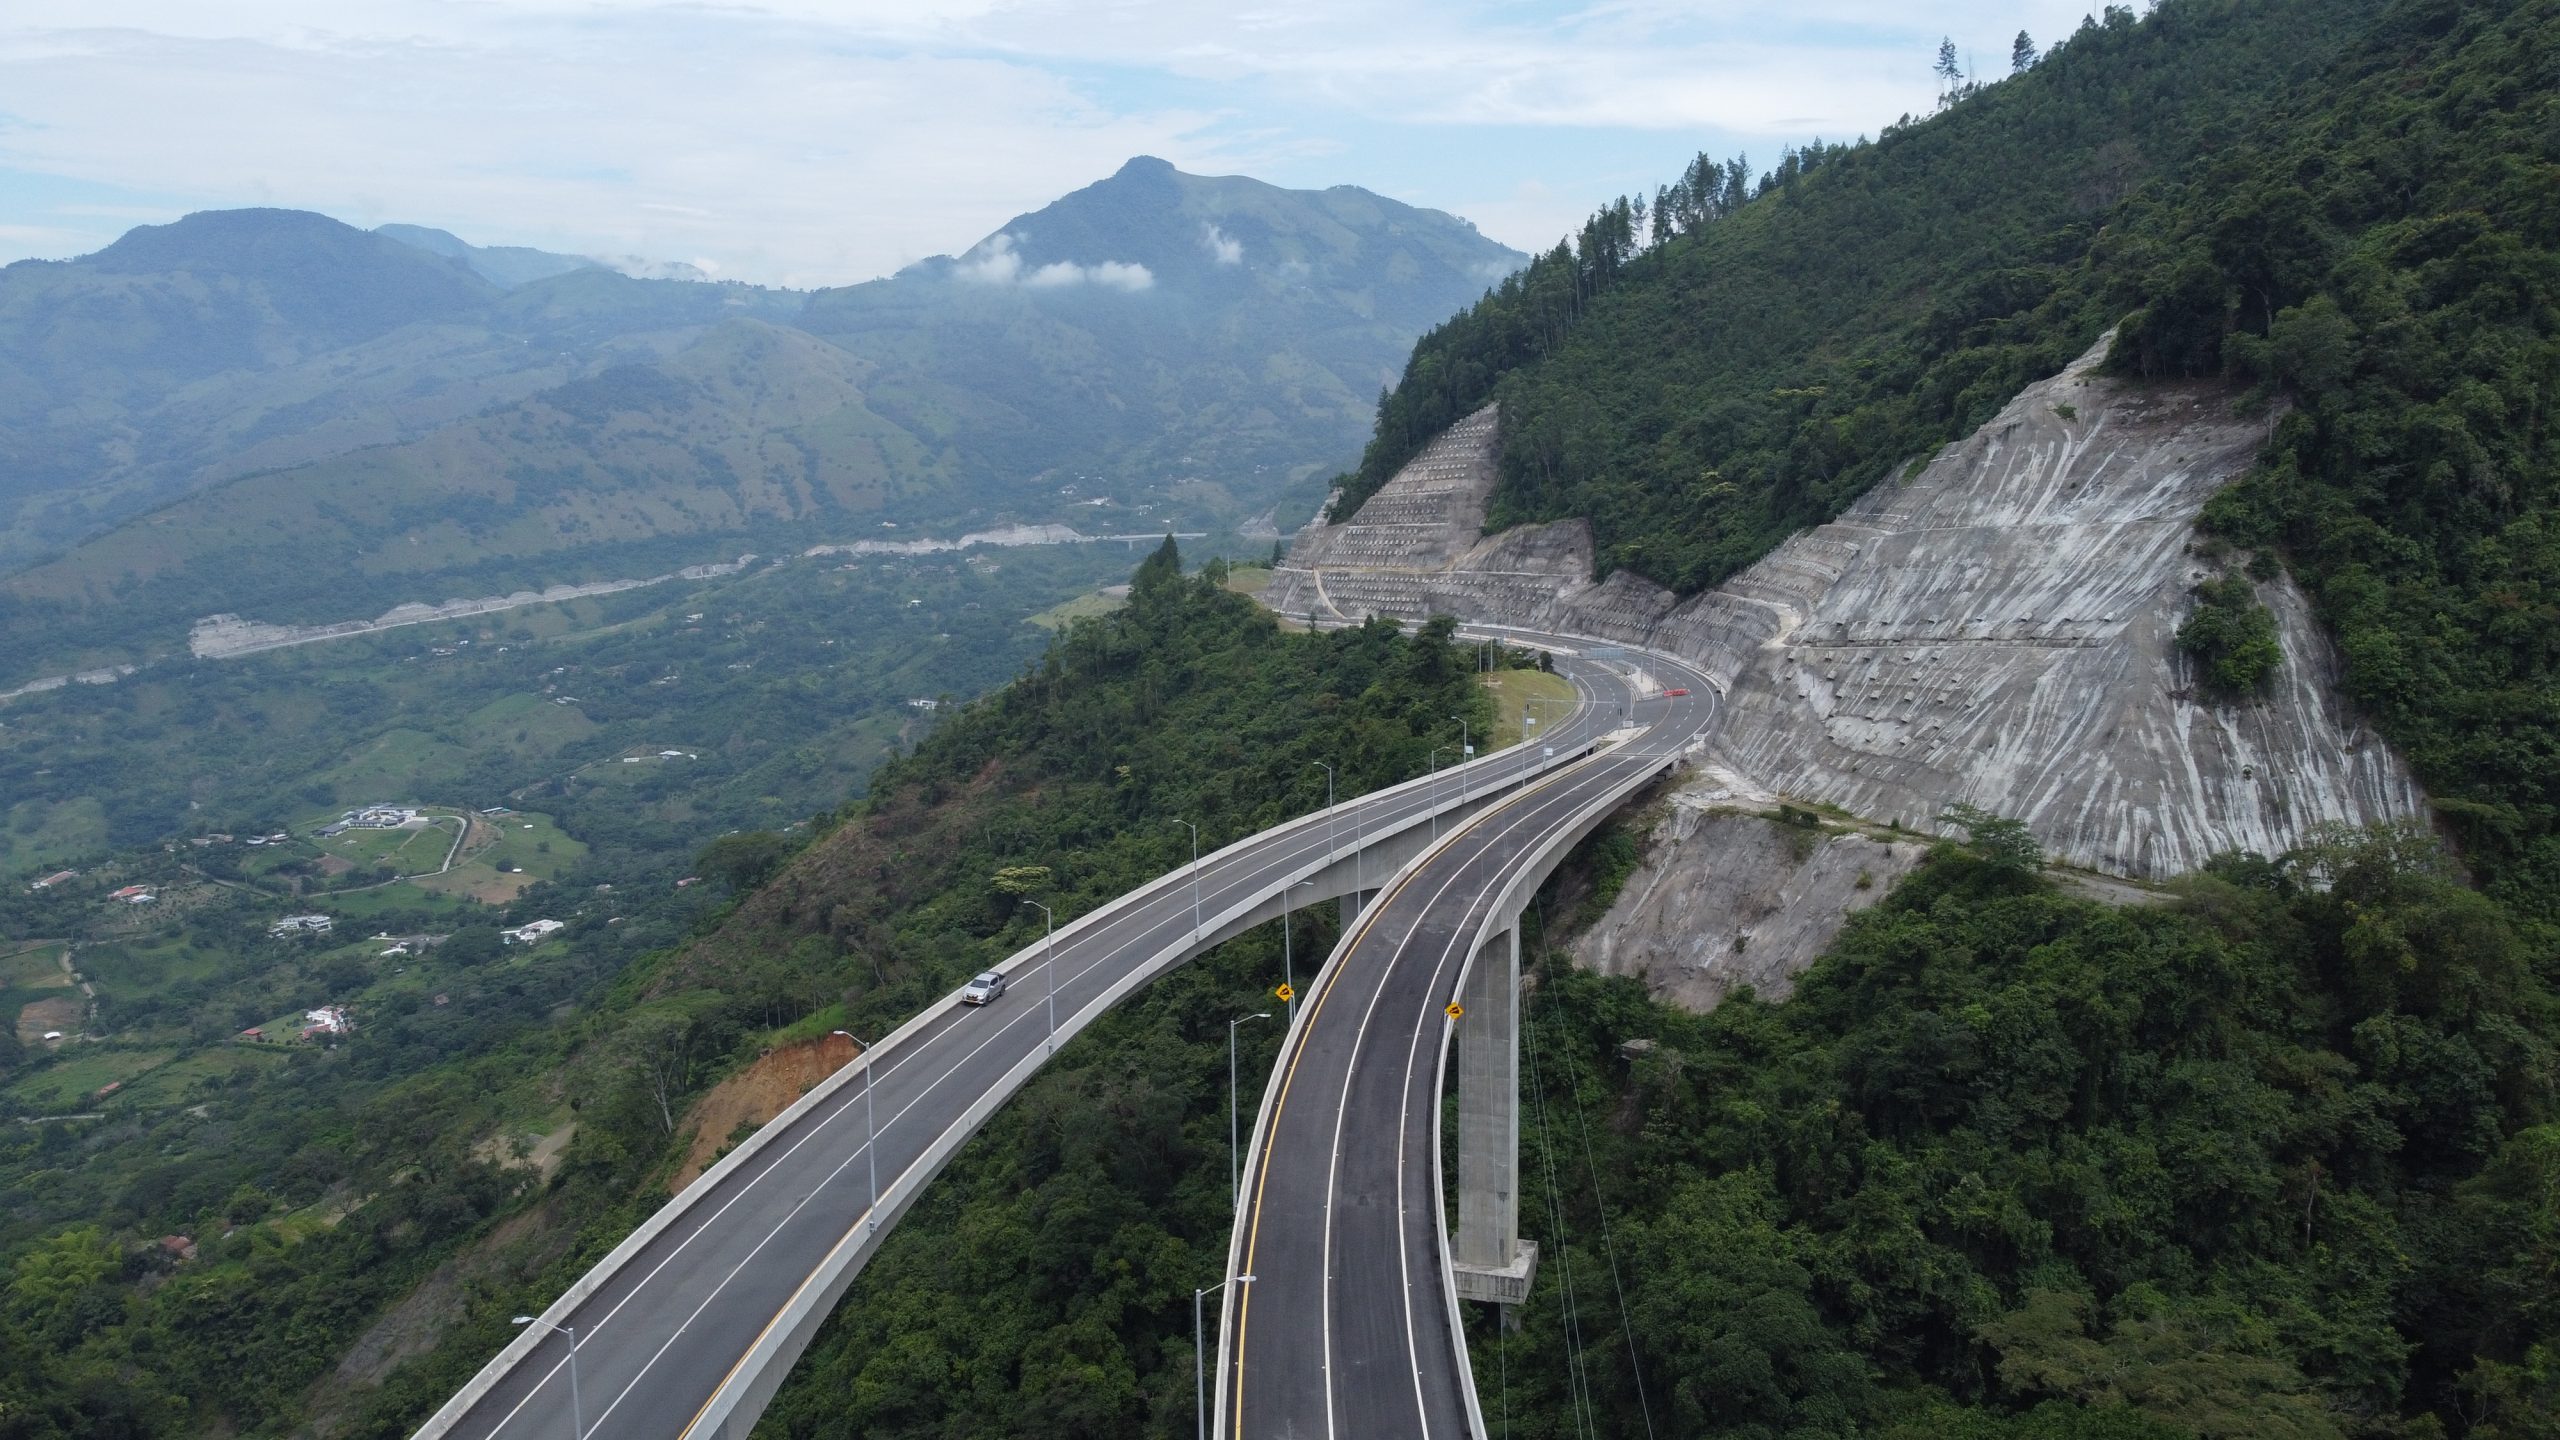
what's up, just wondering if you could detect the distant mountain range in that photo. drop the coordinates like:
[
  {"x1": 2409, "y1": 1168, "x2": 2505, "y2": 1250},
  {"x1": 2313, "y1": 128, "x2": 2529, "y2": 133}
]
[
  {"x1": 0, "y1": 160, "x2": 1523, "y2": 683},
  {"x1": 0, "y1": 209, "x2": 790, "y2": 573}
]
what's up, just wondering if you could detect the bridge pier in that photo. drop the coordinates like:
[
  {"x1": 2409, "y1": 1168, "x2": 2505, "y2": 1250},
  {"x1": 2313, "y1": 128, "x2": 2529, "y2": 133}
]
[{"x1": 1451, "y1": 923, "x2": 1537, "y2": 1306}]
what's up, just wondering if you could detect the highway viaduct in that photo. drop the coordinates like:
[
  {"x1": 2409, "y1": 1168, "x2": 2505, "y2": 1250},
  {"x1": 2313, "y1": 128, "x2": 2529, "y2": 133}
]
[{"x1": 414, "y1": 631, "x2": 1688, "y2": 1440}]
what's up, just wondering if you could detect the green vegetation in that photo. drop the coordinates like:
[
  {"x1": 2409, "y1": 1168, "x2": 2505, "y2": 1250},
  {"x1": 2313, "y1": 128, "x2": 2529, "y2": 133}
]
[
  {"x1": 5, "y1": 6, "x2": 2557, "y2": 1436},
  {"x1": 1333, "y1": 0, "x2": 2560, "y2": 903},
  {"x1": 0, "y1": 160, "x2": 1519, "y2": 685},
  {"x1": 1485, "y1": 667, "x2": 1579, "y2": 748},
  {"x1": 0, "y1": 544, "x2": 1511, "y2": 1438},
  {"x1": 2177, "y1": 576, "x2": 2284, "y2": 699},
  {"x1": 1027, "y1": 587, "x2": 1127, "y2": 630},
  {"x1": 0, "y1": 543, "x2": 1126, "y2": 875},
  {"x1": 1482, "y1": 820, "x2": 2557, "y2": 1438},
  {"x1": 1329, "y1": 2, "x2": 2359, "y2": 553}
]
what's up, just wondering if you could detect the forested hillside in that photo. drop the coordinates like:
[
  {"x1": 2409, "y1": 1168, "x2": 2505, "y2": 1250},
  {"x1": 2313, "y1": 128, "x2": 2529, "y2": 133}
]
[
  {"x1": 0, "y1": 161, "x2": 1519, "y2": 686},
  {"x1": 1330, "y1": 0, "x2": 2560, "y2": 907},
  {"x1": 0, "y1": 546, "x2": 1506, "y2": 1438},
  {"x1": 1481, "y1": 815, "x2": 2557, "y2": 1439}
]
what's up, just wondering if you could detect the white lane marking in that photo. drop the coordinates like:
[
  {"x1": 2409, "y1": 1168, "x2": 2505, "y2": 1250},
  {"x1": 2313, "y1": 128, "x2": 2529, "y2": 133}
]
[
  {"x1": 482, "y1": 639, "x2": 1627, "y2": 1438},
  {"x1": 1311, "y1": 760, "x2": 1605, "y2": 1438},
  {"x1": 1387, "y1": 751, "x2": 1661, "y2": 1430},
  {"x1": 1231, "y1": 653, "x2": 1622, "y2": 1436},
  {"x1": 489, "y1": 708, "x2": 1615, "y2": 1437},
  {"x1": 1330, "y1": 657, "x2": 1707, "y2": 1434}
]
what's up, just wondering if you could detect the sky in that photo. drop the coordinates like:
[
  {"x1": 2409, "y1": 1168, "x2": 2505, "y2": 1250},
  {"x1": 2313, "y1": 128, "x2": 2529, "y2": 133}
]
[{"x1": 0, "y1": 2, "x2": 2111, "y2": 290}]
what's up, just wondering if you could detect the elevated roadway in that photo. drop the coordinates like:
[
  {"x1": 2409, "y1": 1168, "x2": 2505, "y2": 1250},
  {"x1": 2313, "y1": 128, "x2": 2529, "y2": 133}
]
[
  {"x1": 416, "y1": 633, "x2": 1648, "y2": 1440},
  {"x1": 1218, "y1": 648, "x2": 1717, "y2": 1438}
]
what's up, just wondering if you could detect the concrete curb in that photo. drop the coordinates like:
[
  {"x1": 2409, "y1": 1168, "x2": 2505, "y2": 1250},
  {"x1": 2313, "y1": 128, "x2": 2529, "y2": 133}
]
[{"x1": 415, "y1": 688, "x2": 1602, "y2": 1440}]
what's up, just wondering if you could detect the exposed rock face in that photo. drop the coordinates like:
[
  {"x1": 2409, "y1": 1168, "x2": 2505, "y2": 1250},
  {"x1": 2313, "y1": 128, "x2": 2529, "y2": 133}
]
[
  {"x1": 1270, "y1": 337, "x2": 2428, "y2": 1003},
  {"x1": 1577, "y1": 768, "x2": 1926, "y2": 1009}
]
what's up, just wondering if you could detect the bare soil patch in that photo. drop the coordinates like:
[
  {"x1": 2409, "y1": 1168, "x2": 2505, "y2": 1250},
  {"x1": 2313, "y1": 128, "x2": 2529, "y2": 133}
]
[
  {"x1": 669, "y1": 1032, "x2": 860, "y2": 1192},
  {"x1": 16, "y1": 994, "x2": 82, "y2": 1046}
]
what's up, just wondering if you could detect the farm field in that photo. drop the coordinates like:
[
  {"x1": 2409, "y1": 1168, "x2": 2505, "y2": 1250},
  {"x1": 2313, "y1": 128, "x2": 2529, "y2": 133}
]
[
  {"x1": 407, "y1": 811, "x2": 582, "y2": 904},
  {"x1": 5, "y1": 1045, "x2": 177, "y2": 1110}
]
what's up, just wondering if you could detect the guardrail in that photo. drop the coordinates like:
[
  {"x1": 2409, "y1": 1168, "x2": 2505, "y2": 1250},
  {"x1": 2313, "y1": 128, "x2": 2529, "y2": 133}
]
[
  {"x1": 415, "y1": 683, "x2": 1607, "y2": 1440},
  {"x1": 1209, "y1": 724, "x2": 1630, "y2": 1440}
]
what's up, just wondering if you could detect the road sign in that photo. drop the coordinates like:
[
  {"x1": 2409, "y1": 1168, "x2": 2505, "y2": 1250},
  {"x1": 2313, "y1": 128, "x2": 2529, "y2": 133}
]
[
  {"x1": 1275, "y1": 983, "x2": 1295, "y2": 1003},
  {"x1": 1445, "y1": 1001, "x2": 1464, "y2": 1020}
]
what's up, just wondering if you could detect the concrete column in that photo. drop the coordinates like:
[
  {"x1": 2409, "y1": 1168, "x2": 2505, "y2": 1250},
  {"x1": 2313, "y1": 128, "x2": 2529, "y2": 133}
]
[
  {"x1": 1454, "y1": 925, "x2": 1518, "y2": 1271},
  {"x1": 1337, "y1": 889, "x2": 1378, "y2": 928}
]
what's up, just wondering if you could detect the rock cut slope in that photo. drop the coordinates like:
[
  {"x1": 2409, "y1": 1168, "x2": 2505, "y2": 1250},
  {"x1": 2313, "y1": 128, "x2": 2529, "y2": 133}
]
[{"x1": 1270, "y1": 336, "x2": 2425, "y2": 883}]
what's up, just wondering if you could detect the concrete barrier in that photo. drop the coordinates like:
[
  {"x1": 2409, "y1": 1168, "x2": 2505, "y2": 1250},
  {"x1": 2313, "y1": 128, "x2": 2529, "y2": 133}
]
[{"x1": 415, "y1": 684, "x2": 1607, "y2": 1440}]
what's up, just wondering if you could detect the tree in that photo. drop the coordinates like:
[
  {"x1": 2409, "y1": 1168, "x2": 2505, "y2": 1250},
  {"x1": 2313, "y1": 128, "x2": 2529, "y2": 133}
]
[
  {"x1": 1131, "y1": 534, "x2": 1183, "y2": 596},
  {"x1": 1942, "y1": 802, "x2": 2041, "y2": 873},
  {"x1": 2012, "y1": 30, "x2": 2039, "y2": 72},
  {"x1": 695, "y1": 830, "x2": 796, "y2": 893},
  {"x1": 1935, "y1": 37, "x2": 1964, "y2": 99},
  {"x1": 2177, "y1": 577, "x2": 2282, "y2": 699},
  {"x1": 628, "y1": 1016, "x2": 701, "y2": 1136},
  {"x1": 440, "y1": 924, "x2": 504, "y2": 967}
]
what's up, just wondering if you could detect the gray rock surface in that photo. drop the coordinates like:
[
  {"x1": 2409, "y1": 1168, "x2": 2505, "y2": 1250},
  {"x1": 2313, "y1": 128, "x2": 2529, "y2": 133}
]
[
  {"x1": 1270, "y1": 336, "x2": 2429, "y2": 1005},
  {"x1": 1574, "y1": 767, "x2": 1926, "y2": 1009}
]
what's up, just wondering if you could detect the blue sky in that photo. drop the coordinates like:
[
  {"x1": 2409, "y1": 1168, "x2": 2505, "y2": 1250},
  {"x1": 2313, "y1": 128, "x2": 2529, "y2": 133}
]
[{"x1": 0, "y1": 2, "x2": 2110, "y2": 288}]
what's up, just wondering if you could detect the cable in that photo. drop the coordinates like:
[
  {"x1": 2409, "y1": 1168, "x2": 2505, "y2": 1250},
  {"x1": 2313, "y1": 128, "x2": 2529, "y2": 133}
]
[
  {"x1": 1555, "y1": 973, "x2": 1660, "y2": 1440},
  {"x1": 1523, "y1": 963, "x2": 1597, "y2": 1439}
]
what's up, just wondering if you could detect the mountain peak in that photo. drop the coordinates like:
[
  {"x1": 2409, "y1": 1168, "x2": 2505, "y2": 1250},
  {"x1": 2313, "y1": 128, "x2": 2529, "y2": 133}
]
[{"x1": 923, "y1": 160, "x2": 1522, "y2": 298}]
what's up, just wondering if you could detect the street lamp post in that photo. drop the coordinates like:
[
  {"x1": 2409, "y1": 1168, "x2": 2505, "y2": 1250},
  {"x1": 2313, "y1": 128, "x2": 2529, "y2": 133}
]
[
  {"x1": 1170, "y1": 822, "x2": 1201, "y2": 938},
  {"x1": 1428, "y1": 745, "x2": 1457, "y2": 840},
  {"x1": 510, "y1": 1316, "x2": 583, "y2": 1440},
  {"x1": 830, "y1": 1031, "x2": 879, "y2": 1232},
  {"x1": 1450, "y1": 717, "x2": 1472, "y2": 798},
  {"x1": 1229, "y1": 1012, "x2": 1269, "y2": 1204},
  {"x1": 1019, "y1": 902, "x2": 1058, "y2": 1052},
  {"x1": 1196, "y1": 1274, "x2": 1257, "y2": 1440},
  {"x1": 1308, "y1": 761, "x2": 1336, "y2": 858},
  {"x1": 1281, "y1": 878, "x2": 1314, "y2": 1006}
]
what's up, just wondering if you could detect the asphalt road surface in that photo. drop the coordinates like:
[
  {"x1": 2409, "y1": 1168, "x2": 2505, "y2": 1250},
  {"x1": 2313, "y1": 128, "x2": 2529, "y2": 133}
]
[
  {"x1": 1222, "y1": 648, "x2": 1717, "y2": 1440},
  {"x1": 424, "y1": 633, "x2": 1636, "y2": 1440}
]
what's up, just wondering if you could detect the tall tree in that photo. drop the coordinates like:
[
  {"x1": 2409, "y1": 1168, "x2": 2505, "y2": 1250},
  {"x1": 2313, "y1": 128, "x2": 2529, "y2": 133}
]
[
  {"x1": 1935, "y1": 36, "x2": 1964, "y2": 99},
  {"x1": 2012, "y1": 30, "x2": 2039, "y2": 72}
]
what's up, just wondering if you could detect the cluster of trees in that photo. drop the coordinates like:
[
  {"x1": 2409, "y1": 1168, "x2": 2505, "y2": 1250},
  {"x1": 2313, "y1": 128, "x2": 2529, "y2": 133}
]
[
  {"x1": 1337, "y1": 0, "x2": 2560, "y2": 907},
  {"x1": 0, "y1": 541, "x2": 1118, "y2": 867},
  {"x1": 0, "y1": 541, "x2": 1511, "y2": 1439},
  {"x1": 1485, "y1": 820, "x2": 2557, "y2": 1438},
  {"x1": 0, "y1": 546, "x2": 1147, "y2": 1435},
  {"x1": 1325, "y1": 3, "x2": 2207, "y2": 551},
  {"x1": 2176, "y1": 574, "x2": 2284, "y2": 699},
  {"x1": 686, "y1": 538, "x2": 1500, "y2": 989}
]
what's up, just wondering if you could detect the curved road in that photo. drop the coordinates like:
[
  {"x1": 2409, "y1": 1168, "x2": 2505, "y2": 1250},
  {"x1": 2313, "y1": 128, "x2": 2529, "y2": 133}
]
[
  {"x1": 420, "y1": 635, "x2": 1637, "y2": 1440},
  {"x1": 1221, "y1": 648, "x2": 1717, "y2": 1439}
]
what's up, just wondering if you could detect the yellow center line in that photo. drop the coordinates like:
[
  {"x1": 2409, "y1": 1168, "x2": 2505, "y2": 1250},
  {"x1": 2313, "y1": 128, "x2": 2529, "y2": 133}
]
[
  {"x1": 674, "y1": 1203, "x2": 873, "y2": 1440},
  {"x1": 1228, "y1": 743, "x2": 1612, "y2": 1438}
]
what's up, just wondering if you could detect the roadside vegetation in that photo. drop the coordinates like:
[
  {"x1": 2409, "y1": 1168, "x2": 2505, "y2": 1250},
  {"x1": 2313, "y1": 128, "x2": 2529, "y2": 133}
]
[
  {"x1": 1479, "y1": 818, "x2": 2557, "y2": 1439},
  {"x1": 0, "y1": 544, "x2": 1512, "y2": 1438}
]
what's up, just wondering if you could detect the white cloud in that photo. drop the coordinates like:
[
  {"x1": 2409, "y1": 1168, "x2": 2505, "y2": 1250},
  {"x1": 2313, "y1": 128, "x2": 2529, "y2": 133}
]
[
  {"x1": 958, "y1": 232, "x2": 1152, "y2": 291},
  {"x1": 1200, "y1": 222, "x2": 1242, "y2": 265},
  {"x1": 954, "y1": 233, "x2": 1028, "y2": 285},
  {"x1": 0, "y1": 2, "x2": 2106, "y2": 282}
]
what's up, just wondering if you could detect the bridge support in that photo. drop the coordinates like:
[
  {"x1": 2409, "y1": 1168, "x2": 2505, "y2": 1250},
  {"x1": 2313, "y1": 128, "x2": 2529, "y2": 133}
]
[{"x1": 1451, "y1": 924, "x2": 1537, "y2": 1306}]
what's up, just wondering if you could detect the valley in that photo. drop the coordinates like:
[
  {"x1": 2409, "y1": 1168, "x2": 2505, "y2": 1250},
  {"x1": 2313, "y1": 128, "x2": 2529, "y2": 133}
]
[{"x1": 2, "y1": 3, "x2": 2556, "y2": 1439}]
